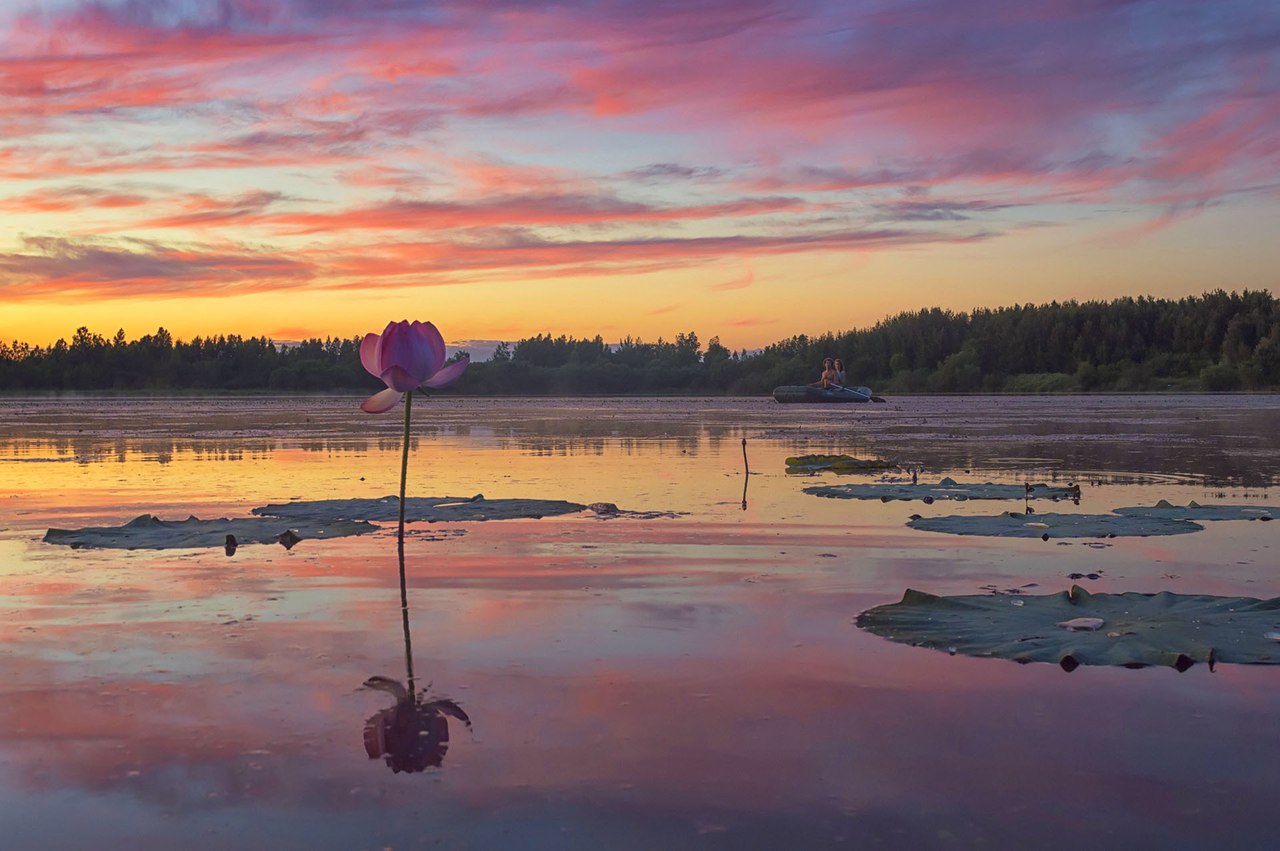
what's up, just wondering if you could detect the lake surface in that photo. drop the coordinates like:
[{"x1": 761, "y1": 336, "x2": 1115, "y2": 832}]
[{"x1": 2, "y1": 395, "x2": 1278, "y2": 850}]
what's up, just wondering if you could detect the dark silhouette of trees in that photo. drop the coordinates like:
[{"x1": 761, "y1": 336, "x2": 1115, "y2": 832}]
[{"x1": 2, "y1": 291, "x2": 1278, "y2": 393}]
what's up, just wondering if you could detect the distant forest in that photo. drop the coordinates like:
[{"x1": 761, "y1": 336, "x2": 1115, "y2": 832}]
[{"x1": 3, "y1": 290, "x2": 1278, "y2": 394}]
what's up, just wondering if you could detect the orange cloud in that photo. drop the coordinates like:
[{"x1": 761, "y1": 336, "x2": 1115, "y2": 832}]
[
  {"x1": 0, "y1": 185, "x2": 149, "y2": 212},
  {"x1": 710, "y1": 268, "x2": 755, "y2": 292}
]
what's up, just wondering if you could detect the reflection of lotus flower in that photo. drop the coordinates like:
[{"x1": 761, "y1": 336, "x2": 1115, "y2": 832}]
[
  {"x1": 360, "y1": 320, "x2": 469, "y2": 414},
  {"x1": 362, "y1": 675, "x2": 472, "y2": 774}
]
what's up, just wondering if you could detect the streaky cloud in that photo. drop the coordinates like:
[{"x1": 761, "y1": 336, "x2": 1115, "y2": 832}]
[{"x1": 0, "y1": 235, "x2": 313, "y2": 300}]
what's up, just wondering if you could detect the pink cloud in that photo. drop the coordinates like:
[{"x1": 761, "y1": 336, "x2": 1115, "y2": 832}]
[
  {"x1": 709, "y1": 268, "x2": 755, "y2": 292},
  {"x1": 0, "y1": 220, "x2": 990, "y2": 302},
  {"x1": 1144, "y1": 83, "x2": 1280, "y2": 189},
  {"x1": 0, "y1": 185, "x2": 149, "y2": 212},
  {"x1": 0, "y1": 0, "x2": 1274, "y2": 306},
  {"x1": 316, "y1": 227, "x2": 994, "y2": 286},
  {"x1": 0, "y1": 235, "x2": 313, "y2": 300},
  {"x1": 188, "y1": 193, "x2": 814, "y2": 235},
  {"x1": 133, "y1": 190, "x2": 294, "y2": 230}
]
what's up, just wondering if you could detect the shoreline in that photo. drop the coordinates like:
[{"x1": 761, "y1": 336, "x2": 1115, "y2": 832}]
[{"x1": 1, "y1": 389, "x2": 1278, "y2": 399}]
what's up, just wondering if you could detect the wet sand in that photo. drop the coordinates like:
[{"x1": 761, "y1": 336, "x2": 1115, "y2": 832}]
[{"x1": 1, "y1": 395, "x2": 1278, "y2": 849}]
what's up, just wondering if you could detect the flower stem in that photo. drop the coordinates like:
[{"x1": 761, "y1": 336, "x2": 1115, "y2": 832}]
[
  {"x1": 398, "y1": 536, "x2": 416, "y2": 701},
  {"x1": 398, "y1": 389, "x2": 412, "y2": 543}
]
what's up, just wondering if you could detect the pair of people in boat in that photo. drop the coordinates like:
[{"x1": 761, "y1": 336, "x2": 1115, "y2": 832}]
[{"x1": 811, "y1": 357, "x2": 847, "y2": 390}]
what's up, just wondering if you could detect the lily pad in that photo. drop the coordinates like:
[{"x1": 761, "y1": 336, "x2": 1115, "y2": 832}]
[
  {"x1": 43, "y1": 513, "x2": 377, "y2": 550},
  {"x1": 906, "y1": 510, "x2": 1201, "y2": 538},
  {"x1": 857, "y1": 586, "x2": 1280, "y2": 670},
  {"x1": 805, "y1": 477, "x2": 1080, "y2": 502},
  {"x1": 44, "y1": 495, "x2": 599, "y2": 551},
  {"x1": 252, "y1": 495, "x2": 587, "y2": 523},
  {"x1": 785, "y1": 454, "x2": 898, "y2": 473},
  {"x1": 1114, "y1": 500, "x2": 1277, "y2": 522}
]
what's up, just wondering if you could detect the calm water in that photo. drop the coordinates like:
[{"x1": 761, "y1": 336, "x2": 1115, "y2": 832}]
[{"x1": 1, "y1": 395, "x2": 1278, "y2": 850}]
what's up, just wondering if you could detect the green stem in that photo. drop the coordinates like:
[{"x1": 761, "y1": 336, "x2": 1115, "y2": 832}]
[
  {"x1": 398, "y1": 537, "x2": 416, "y2": 701},
  {"x1": 398, "y1": 389, "x2": 412, "y2": 543}
]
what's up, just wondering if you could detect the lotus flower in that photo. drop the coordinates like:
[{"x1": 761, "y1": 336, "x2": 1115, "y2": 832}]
[
  {"x1": 359, "y1": 320, "x2": 469, "y2": 413},
  {"x1": 359, "y1": 320, "x2": 469, "y2": 541}
]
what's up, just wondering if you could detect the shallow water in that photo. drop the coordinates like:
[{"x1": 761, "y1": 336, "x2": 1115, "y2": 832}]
[{"x1": 1, "y1": 395, "x2": 1278, "y2": 850}]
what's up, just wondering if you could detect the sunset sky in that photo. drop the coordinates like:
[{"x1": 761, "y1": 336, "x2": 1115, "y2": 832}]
[{"x1": 2, "y1": 0, "x2": 1277, "y2": 351}]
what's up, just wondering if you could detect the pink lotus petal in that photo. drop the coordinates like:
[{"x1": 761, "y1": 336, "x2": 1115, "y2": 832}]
[
  {"x1": 376, "y1": 318, "x2": 437, "y2": 383},
  {"x1": 412, "y1": 321, "x2": 447, "y2": 378},
  {"x1": 423, "y1": 355, "x2": 469, "y2": 389},
  {"x1": 404, "y1": 321, "x2": 442, "y2": 382},
  {"x1": 376, "y1": 321, "x2": 416, "y2": 381},
  {"x1": 360, "y1": 387, "x2": 403, "y2": 413},
  {"x1": 379, "y1": 364, "x2": 420, "y2": 393},
  {"x1": 359, "y1": 332, "x2": 383, "y2": 378}
]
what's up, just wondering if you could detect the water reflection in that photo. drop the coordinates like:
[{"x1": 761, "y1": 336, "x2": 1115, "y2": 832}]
[
  {"x1": 362, "y1": 676, "x2": 471, "y2": 773},
  {"x1": 363, "y1": 541, "x2": 472, "y2": 774},
  {"x1": 3, "y1": 395, "x2": 1280, "y2": 847},
  {"x1": 4, "y1": 396, "x2": 1279, "y2": 485}
]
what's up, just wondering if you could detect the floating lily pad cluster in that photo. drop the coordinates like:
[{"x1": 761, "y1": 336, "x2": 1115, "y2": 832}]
[
  {"x1": 785, "y1": 454, "x2": 899, "y2": 473},
  {"x1": 252, "y1": 495, "x2": 587, "y2": 523},
  {"x1": 44, "y1": 495, "x2": 592, "y2": 550},
  {"x1": 42, "y1": 513, "x2": 377, "y2": 550},
  {"x1": 806, "y1": 477, "x2": 1080, "y2": 502},
  {"x1": 906, "y1": 500, "x2": 1277, "y2": 539},
  {"x1": 1114, "y1": 500, "x2": 1276, "y2": 522},
  {"x1": 857, "y1": 585, "x2": 1280, "y2": 671}
]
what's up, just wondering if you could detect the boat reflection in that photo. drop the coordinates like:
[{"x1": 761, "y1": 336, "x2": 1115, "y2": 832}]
[{"x1": 362, "y1": 541, "x2": 472, "y2": 774}]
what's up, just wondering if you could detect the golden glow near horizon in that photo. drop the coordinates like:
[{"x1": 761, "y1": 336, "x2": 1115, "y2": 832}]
[{"x1": 2, "y1": 2, "x2": 1277, "y2": 350}]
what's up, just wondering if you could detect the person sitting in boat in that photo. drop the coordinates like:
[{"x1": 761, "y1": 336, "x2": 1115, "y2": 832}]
[
  {"x1": 810, "y1": 357, "x2": 839, "y2": 389},
  {"x1": 833, "y1": 359, "x2": 848, "y2": 387}
]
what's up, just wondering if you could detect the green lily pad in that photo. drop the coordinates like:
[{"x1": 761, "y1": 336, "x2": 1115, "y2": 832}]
[
  {"x1": 857, "y1": 586, "x2": 1280, "y2": 670},
  {"x1": 806, "y1": 477, "x2": 1080, "y2": 502},
  {"x1": 785, "y1": 455, "x2": 898, "y2": 473},
  {"x1": 906, "y1": 511, "x2": 1201, "y2": 538},
  {"x1": 1114, "y1": 500, "x2": 1277, "y2": 522},
  {"x1": 252, "y1": 495, "x2": 587, "y2": 523},
  {"x1": 43, "y1": 513, "x2": 377, "y2": 550}
]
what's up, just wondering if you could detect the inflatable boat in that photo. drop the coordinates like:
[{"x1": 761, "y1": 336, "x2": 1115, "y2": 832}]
[{"x1": 772, "y1": 385, "x2": 885, "y2": 404}]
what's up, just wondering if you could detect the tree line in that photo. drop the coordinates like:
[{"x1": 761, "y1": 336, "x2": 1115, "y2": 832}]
[{"x1": 2, "y1": 290, "x2": 1277, "y2": 394}]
